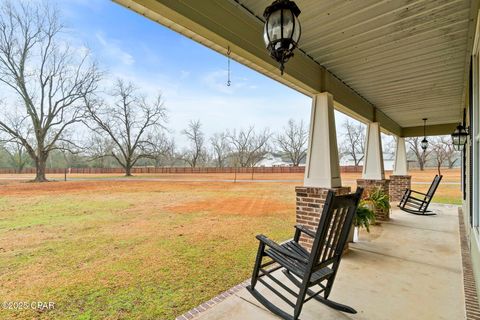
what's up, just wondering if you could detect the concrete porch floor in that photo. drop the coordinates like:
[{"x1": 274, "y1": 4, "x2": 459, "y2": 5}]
[{"x1": 195, "y1": 204, "x2": 465, "y2": 320}]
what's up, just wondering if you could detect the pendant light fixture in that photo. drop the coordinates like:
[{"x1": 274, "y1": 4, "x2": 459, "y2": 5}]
[
  {"x1": 263, "y1": 0, "x2": 302, "y2": 75},
  {"x1": 421, "y1": 118, "x2": 428, "y2": 151}
]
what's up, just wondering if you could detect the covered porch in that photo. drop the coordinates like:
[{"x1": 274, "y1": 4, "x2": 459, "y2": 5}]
[
  {"x1": 113, "y1": 0, "x2": 480, "y2": 319},
  {"x1": 181, "y1": 204, "x2": 466, "y2": 320}
]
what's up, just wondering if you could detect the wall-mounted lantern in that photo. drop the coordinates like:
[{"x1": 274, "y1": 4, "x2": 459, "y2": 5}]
[
  {"x1": 451, "y1": 109, "x2": 469, "y2": 151},
  {"x1": 451, "y1": 124, "x2": 469, "y2": 151}
]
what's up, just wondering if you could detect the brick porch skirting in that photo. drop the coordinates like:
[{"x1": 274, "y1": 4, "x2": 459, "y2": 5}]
[
  {"x1": 175, "y1": 280, "x2": 250, "y2": 320},
  {"x1": 389, "y1": 175, "x2": 411, "y2": 202}
]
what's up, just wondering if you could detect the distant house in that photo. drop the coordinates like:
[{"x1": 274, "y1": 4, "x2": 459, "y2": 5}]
[
  {"x1": 340, "y1": 153, "x2": 395, "y2": 170},
  {"x1": 256, "y1": 152, "x2": 293, "y2": 167}
]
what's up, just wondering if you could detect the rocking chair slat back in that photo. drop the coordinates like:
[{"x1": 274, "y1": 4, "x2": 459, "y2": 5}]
[
  {"x1": 310, "y1": 189, "x2": 363, "y2": 269},
  {"x1": 426, "y1": 175, "x2": 442, "y2": 198}
]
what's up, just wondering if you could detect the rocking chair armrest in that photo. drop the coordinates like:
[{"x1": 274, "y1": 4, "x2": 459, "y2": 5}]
[
  {"x1": 409, "y1": 190, "x2": 428, "y2": 197},
  {"x1": 256, "y1": 235, "x2": 308, "y2": 264},
  {"x1": 294, "y1": 225, "x2": 316, "y2": 238}
]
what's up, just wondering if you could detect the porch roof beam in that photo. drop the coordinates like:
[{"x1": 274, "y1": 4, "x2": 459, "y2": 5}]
[
  {"x1": 402, "y1": 123, "x2": 459, "y2": 137},
  {"x1": 113, "y1": 0, "x2": 403, "y2": 136}
]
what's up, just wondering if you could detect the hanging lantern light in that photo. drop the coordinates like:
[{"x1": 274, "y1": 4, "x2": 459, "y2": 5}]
[
  {"x1": 451, "y1": 123, "x2": 468, "y2": 151},
  {"x1": 421, "y1": 137, "x2": 428, "y2": 151},
  {"x1": 263, "y1": 0, "x2": 301, "y2": 75},
  {"x1": 451, "y1": 110, "x2": 469, "y2": 152},
  {"x1": 421, "y1": 118, "x2": 428, "y2": 151}
]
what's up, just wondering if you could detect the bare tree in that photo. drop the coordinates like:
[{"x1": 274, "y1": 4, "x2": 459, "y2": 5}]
[
  {"x1": 151, "y1": 131, "x2": 176, "y2": 167},
  {"x1": 1, "y1": 140, "x2": 29, "y2": 173},
  {"x1": 275, "y1": 119, "x2": 308, "y2": 166},
  {"x1": 210, "y1": 132, "x2": 230, "y2": 168},
  {"x1": 431, "y1": 137, "x2": 448, "y2": 175},
  {"x1": 406, "y1": 137, "x2": 432, "y2": 171},
  {"x1": 0, "y1": 2, "x2": 101, "y2": 181},
  {"x1": 85, "y1": 79, "x2": 167, "y2": 176},
  {"x1": 86, "y1": 133, "x2": 115, "y2": 168},
  {"x1": 440, "y1": 136, "x2": 458, "y2": 168},
  {"x1": 429, "y1": 136, "x2": 458, "y2": 174},
  {"x1": 382, "y1": 134, "x2": 396, "y2": 156},
  {"x1": 228, "y1": 126, "x2": 271, "y2": 168},
  {"x1": 182, "y1": 120, "x2": 206, "y2": 168},
  {"x1": 339, "y1": 119, "x2": 365, "y2": 166}
]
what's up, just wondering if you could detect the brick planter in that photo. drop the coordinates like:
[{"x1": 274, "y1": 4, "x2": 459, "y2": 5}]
[
  {"x1": 356, "y1": 179, "x2": 391, "y2": 221},
  {"x1": 389, "y1": 175, "x2": 411, "y2": 202},
  {"x1": 295, "y1": 186, "x2": 351, "y2": 251}
]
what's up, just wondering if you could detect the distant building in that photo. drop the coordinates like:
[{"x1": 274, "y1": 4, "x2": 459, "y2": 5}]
[
  {"x1": 340, "y1": 153, "x2": 395, "y2": 170},
  {"x1": 255, "y1": 152, "x2": 292, "y2": 167}
]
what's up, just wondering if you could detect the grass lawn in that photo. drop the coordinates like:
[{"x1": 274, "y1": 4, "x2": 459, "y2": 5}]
[
  {"x1": 0, "y1": 168, "x2": 461, "y2": 319},
  {"x1": 0, "y1": 180, "x2": 296, "y2": 319}
]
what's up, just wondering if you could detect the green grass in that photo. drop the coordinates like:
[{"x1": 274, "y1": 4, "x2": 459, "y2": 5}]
[
  {"x1": 415, "y1": 184, "x2": 462, "y2": 205},
  {"x1": 0, "y1": 182, "x2": 295, "y2": 319}
]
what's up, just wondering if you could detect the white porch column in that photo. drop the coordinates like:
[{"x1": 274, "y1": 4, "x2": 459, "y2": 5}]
[
  {"x1": 303, "y1": 92, "x2": 341, "y2": 188},
  {"x1": 393, "y1": 137, "x2": 408, "y2": 175},
  {"x1": 390, "y1": 136, "x2": 411, "y2": 202},
  {"x1": 362, "y1": 122, "x2": 385, "y2": 180}
]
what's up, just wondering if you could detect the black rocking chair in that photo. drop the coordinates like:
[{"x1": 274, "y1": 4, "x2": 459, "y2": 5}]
[
  {"x1": 398, "y1": 174, "x2": 443, "y2": 216},
  {"x1": 247, "y1": 187, "x2": 363, "y2": 320}
]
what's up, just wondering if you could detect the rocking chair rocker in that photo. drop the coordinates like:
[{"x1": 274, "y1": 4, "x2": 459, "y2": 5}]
[{"x1": 247, "y1": 187, "x2": 363, "y2": 320}]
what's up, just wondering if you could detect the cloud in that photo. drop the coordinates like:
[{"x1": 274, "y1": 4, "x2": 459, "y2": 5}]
[{"x1": 95, "y1": 31, "x2": 135, "y2": 66}]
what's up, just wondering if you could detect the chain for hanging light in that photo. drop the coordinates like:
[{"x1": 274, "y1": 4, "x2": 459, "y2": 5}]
[{"x1": 226, "y1": 46, "x2": 231, "y2": 87}]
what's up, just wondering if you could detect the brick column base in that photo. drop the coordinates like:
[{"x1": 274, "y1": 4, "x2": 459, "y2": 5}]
[
  {"x1": 295, "y1": 186, "x2": 351, "y2": 252},
  {"x1": 389, "y1": 175, "x2": 411, "y2": 202},
  {"x1": 356, "y1": 179, "x2": 391, "y2": 221}
]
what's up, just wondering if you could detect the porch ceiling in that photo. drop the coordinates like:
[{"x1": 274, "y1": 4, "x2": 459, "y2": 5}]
[
  {"x1": 238, "y1": 0, "x2": 476, "y2": 128},
  {"x1": 114, "y1": 0, "x2": 478, "y2": 136}
]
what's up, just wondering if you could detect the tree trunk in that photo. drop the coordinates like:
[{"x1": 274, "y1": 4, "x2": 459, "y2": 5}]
[
  {"x1": 125, "y1": 165, "x2": 132, "y2": 176},
  {"x1": 34, "y1": 157, "x2": 48, "y2": 182},
  {"x1": 418, "y1": 155, "x2": 425, "y2": 171}
]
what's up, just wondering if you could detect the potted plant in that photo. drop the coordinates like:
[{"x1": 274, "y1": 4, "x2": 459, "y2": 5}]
[
  {"x1": 353, "y1": 201, "x2": 376, "y2": 242},
  {"x1": 352, "y1": 187, "x2": 390, "y2": 242},
  {"x1": 367, "y1": 187, "x2": 391, "y2": 214}
]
